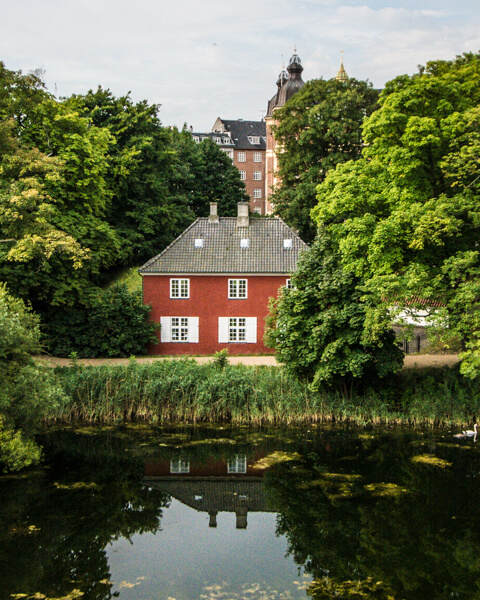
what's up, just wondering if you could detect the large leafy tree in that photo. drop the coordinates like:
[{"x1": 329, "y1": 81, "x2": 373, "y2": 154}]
[
  {"x1": 0, "y1": 64, "x2": 116, "y2": 309},
  {"x1": 312, "y1": 52, "x2": 480, "y2": 377},
  {"x1": 191, "y1": 137, "x2": 249, "y2": 216},
  {"x1": 168, "y1": 129, "x2": 249, "y2": 218},
  {"x1": 0, "y1": 99, "x2": 120, "y2": 308},
  {"x1": 265, "y1": 232, "x2": 403, "y2": 395},
  {"x1": 66, "y1": 88, "x2": 195, "y2": 265},
  {"x1": 271, "y1": 78, "x2": 379, "y2": 242},
  {"x1": 0, "y1": 283, "x2": 65, "y2": 471}
]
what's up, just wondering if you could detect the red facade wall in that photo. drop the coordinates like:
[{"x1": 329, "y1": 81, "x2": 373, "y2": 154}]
[
  {"x1": 233, "y1": 149, "x2": 265, "y2": 215},
  {"x1": 142, "y1": 274, "x2": 288, "y2": 355}
]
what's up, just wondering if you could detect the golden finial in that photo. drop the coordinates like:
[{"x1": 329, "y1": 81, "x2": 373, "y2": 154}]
[{"x1": 336, "y1": 51, "x2": 348, "y2": 83}]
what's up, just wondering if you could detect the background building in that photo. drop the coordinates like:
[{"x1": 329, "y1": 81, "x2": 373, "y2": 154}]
[
  {"x1": 191, "y1": 118, "x2": 266, "y2": 214},
  {"x1": 192, "y1": 52, "x2": 348, "y2": 216},
  {"x1": 264, "y1": 52, "x2": 305, "y2": 213}
]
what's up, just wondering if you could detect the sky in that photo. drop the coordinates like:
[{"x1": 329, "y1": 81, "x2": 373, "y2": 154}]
[{"x1": 1, "y1": 0, "x2": 479, "y2": 131}]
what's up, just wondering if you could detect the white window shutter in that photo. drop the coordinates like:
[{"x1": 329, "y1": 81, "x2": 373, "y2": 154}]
[
  {"x1": 189, "y1": 317, "x2": 199, "y2": 343},
  {"x1": 218, "y1": 317, "x2": 229, "y2": 343},
  {"x1": 245, "y1": 317, "x2": 257, "y2": 343},
  {"x1": 160, "y1": 317, "x2": 171, "y2": 343}
]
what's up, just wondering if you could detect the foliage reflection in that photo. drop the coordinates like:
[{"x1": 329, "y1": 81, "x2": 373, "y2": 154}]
[{"x1": 1, "y1": 426, "x2": 480, "y2": 600}]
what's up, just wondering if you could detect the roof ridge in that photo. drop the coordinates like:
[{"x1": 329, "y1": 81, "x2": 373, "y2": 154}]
[{"x1": 273, "y1": 216, "x2": 306, "y2": 243}]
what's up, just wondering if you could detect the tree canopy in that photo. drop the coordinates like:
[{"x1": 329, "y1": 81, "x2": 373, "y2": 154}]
[
  {"x1": 0, "y1": 64, "x2": 248, "y2": 355},
  {"x1": 0, "y1": 283, "x2": 64, "y2": 471},
  {"x1": 271, "y1": 77, "x2": 379, "y2": 242},
  {"x1": 265, "y1": 232, "x2": 403, "y2": 395},
  {"x1": 312, "y1": 52, "x2": 480, "y2": 376}
]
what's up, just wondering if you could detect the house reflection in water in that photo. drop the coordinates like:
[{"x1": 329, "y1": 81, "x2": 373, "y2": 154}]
[{"x1": 144, "y1": 453, "x2": 274, "y2": 530}]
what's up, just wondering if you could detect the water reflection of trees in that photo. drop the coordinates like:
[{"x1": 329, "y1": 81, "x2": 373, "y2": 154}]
[
  {"x1": 0, "y1": 430, "x2": 170, "y2": 600},
  {"x1": 3, "y1": 426, "x2": 480, "y2": 600},
  {"x1": 265, "y1": 431, "x2": 480, "y2": 600}
]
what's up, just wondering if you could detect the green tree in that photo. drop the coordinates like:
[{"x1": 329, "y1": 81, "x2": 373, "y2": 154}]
[
  {"x1": 0, "y1": 283, "x2": 64, "y2": 472},
  {"x1": 312, "y1": 52, "x2": 480, "y2": 376},
  {"x1": 46, "y1": 284, "x2": 158, "y2": 358},
  {"x1": 264, "y1": 233, "x2": 403, "y2": 395},
  {"x1": 66, "y1": 89, "x2": 196, "y2": 265},
  {"x1": 271, "y1": 78, "x2": 379, "y2": 242},
  {"x1": 192, "y1": 137, "x2": 249, "y2": 216}
]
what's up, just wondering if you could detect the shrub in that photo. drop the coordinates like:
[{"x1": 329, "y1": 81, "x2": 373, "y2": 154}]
[{"x1": 46, "y1": 284, "x2": 158, "y2": 357}]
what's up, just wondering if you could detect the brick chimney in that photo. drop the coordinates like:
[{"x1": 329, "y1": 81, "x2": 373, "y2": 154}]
[
  {"x1": 237, "y1": 202, "x2": 249, "y2": 227},
  {"x1": 209, "y1": 202, "x2": 219, "y2": 223}
]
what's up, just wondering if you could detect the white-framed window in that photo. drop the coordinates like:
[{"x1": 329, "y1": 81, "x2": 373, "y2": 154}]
[
  {"x1": 218, "y1": 317, "x2": 257, "y2": 343},
  {"x1": 193, "y1": 136, "x2": 200, "y2": 142},
  {"x1": 239, "y1": 170, "x2": 246, "y2": 181},
  {"x1": 248, "y1": 136, "x2": 260, "y2": 145},
  {"x1": 286, "y1": 278, "x2": 293, "y2": 289},
  {"x1": 172, "y1": 317, "x2": 189, "y2": 341},
  {"x1": 214, "y1": 136, "x2": 221, "y2": 144},
  {"x1": 237, "y1": 152, "x2": 246, "y2": 162},
  {"x1": 253, "y1": 207, "x2": 262, "y2": 215},
  {"x1": 229, "y1": 317, "x2": 246, "y2": 342},
  {"x1": 170, "y1": 459, "x2": 190, "y2": 474},
  {"x1": 253, "y1": 189, "x2": 262, "y2": 199},
  {"x1": 253, "y1": 170, "x2": 262, "y2": 180},
  {"x1": 253, "y1": 152, "x2": 262, "y2": 163},
  {"x1": 229, "y1": 279, "x2": 247, "y2": 299},
  {"x1": 227, "y1": 455, "x2": 247, "y2": 474},
  {"x1": 160, "y1": 316, "x2": 199, "y2": 343},
  {"x1": 222, "y1": 148, "x2": 234, "y2": 160},
  {"x1": 170, "y1": 278, "x2": 189, "y2": 298}
]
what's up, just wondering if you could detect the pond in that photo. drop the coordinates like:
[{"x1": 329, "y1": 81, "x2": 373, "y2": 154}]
[{"x1": 1, "y1": 424, "x2": 480, "y2": 600}]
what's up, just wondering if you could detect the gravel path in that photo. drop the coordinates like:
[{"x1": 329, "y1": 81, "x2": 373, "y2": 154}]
[{"x1": 35, "y1": 354, "x2": 460, "y2": 369}]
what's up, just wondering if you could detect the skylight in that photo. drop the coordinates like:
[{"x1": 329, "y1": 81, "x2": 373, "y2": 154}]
[
  {"x1": 194, "y1": 239, "x2": 204, "y2": 248},
  {"x1": 240, "y1": 239, "x2": 250, "y2": 249},
  {"x1": 284, "y1": 239, "x2": 293, "y2": 249}
]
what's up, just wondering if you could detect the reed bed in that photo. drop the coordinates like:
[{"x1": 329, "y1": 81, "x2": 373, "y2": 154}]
[{"x1": 50, "y1": 359, "x2": 480, "y2": 426}]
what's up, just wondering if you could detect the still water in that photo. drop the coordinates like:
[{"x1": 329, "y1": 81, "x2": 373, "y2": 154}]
[{"x1": 1, "y1": 425, "x2": 480, "y2": 600}]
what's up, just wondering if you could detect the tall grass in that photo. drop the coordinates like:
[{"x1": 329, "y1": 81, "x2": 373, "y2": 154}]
[{"x1": 50, "y1": 359, "x2": 480, "y2": 426}]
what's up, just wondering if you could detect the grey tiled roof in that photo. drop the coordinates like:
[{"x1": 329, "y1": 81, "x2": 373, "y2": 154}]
[
  {"x1": 145, "y1": 477, "x2": 274, "y2": 513},
  {"x1": 139, "y1": 217, "x2": 308, "y2": 274}
]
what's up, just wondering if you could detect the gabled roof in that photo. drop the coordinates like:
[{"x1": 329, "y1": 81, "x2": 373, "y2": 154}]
[
  {"x1": 139, "y1": 216, "x2": 308, "y2": 275},
  {"x1": 145, "y1": 478, "x2": 273, "y2": 514}
]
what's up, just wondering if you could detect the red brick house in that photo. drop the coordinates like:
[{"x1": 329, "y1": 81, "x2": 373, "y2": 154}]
[{"x1": 139, "y1": 202, "x2": 308, "y2": 355}]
